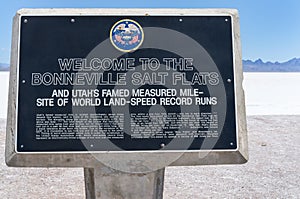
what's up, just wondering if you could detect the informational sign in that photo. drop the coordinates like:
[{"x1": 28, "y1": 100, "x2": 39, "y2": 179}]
[{"x1": 16, "y1": 14, "x2": 238, "y2": 152}]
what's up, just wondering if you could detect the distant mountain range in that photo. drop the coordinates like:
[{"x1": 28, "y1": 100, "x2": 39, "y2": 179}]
[
  {"x1": 1, "y1": 58, "x2": 300, "y2": 72},
  {"x1": 243, "y1": 58, "x2": 300, "y2": 72},
  {"x1": 0, "y1": 63, "x2": 9, "y2": 71}
]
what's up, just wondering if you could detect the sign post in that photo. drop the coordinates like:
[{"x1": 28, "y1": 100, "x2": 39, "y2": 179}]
[
  {"x1": 6, "y1": 9, "x2": 248, "y2": 198},
  {"x1": 84, "y1": 167, "x2": 165, "y2": 199}
]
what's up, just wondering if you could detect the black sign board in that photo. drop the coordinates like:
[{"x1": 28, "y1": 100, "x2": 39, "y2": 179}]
[{"x1": 17, "y1": 15, "x2": 237, "y2": 152}]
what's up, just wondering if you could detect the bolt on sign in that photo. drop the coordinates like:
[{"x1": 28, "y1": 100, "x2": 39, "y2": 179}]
[{"x1": 6, "y1": 9, "x2": 248, "y2": 168}]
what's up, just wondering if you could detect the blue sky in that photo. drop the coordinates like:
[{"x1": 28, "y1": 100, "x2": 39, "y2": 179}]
[{"x1": 0, "y1": 0, "x2": 299, "y2": 63}]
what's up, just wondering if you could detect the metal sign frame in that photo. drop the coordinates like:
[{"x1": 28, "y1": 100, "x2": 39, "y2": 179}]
[{"x1": 6, "y1": 9, "x2": 248, "y2": 168}]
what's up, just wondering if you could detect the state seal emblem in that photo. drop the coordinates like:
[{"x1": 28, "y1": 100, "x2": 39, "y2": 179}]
[{"x1": 110, "y1": 19, "x2": 144, "y2": 52}]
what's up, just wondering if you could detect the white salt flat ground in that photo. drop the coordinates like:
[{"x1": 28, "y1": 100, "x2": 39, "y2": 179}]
[
  {"x1": 244, "y1": 72, "x2": 300, "y2": 115},
  {"x1": 1, "y1": 72, "x2": 300, "y2": 118},
  {"x1": 0, "y1": 72, "x2": 9, "y2": 118}
]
